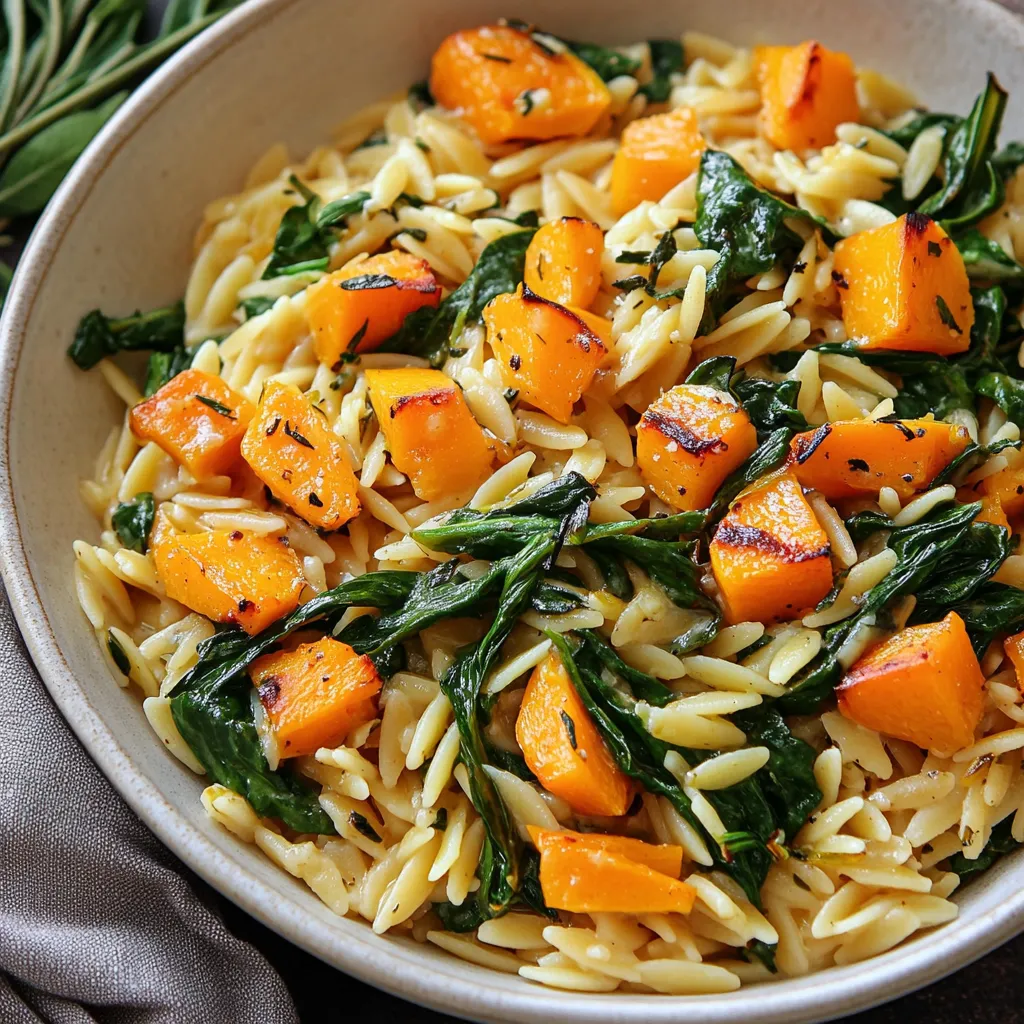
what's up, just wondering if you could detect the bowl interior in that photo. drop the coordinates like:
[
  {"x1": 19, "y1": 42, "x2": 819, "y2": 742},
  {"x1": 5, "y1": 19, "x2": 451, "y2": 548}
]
[{"x1": 4, "y1": 0, "x2": 1024, "y2": 1021}]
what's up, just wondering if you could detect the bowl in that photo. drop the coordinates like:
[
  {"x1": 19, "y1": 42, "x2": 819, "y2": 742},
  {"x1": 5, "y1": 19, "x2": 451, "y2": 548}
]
[{"x1": 3, "y1": 0, "x2": 1024, "y2": 1020}]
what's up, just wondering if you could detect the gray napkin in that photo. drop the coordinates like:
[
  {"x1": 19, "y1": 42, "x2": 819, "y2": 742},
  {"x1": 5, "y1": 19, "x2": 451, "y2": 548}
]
[{"x1": 0, "y1": 589, "x2": 299, "y2": 1024}]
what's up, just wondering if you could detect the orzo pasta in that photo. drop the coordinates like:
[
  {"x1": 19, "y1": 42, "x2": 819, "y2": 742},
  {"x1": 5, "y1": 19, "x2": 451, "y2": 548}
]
[{"x1": 69, "y1": 20, "x2": 1024, "y2": 994}]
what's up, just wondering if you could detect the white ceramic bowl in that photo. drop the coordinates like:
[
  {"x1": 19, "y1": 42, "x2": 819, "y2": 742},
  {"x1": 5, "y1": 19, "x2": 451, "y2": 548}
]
[{"x1": 3, "y1": 0, "x2": 1024, "y2": 1020}]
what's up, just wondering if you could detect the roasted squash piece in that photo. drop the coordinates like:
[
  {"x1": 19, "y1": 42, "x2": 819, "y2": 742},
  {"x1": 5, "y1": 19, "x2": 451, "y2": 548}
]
[
  {"x1": 516, "y1": 651, "x2": 635, "y2": 817},
  {"x1": 637, "y1": 384, "x2": 758, "y2": 512},
  {"x1": 150, "y1": 508, "x2": 303, "y2": 635},
  {"x1": 709, "y1": 470, "x2": 832, "y2": 624},
  {"x1": 833, "y1": 213, "x2": 974, "y2": 354},
  {"x1": 524, "y1": 217, "x2": 604, "y2": 308},
  {"x1": 958, "y1": 489, "x2": 1009, "y2": 532},
  {"x1": 526, "y1": 825, "x2": 683, "y2": 877},
  {"x1": 610, "y1": 107, "x2": 706, "y2": 215},
  {"x1": 241, "y1": 381, "x2": 360, "y2": 530},
  {"x1": 251, "y1": 637, "x2": 382, "y2": 759},
  {"x1": 1004, "y1": 629, "x2": 1024, "y2": 694},
  {"x1": 789, "y1": 419, "x2": 971, "y2": 501},
  {"x1": 306, "y1": 251, "x2": 441, "y2": 368},
  {"x1": 365, "y1": 368, "x2": 495, "y2": 501},
  {"x1": 129, "y1": 368, "x2": 254, "y2": 480},
  {"x1": 838, "y1": 611, "x2": 985, "y2": 752},
  {"x1": 429, "y1": 24, "x2": 611, "y2": 145},
  {"x1": 981, "y1": 463, "x2": 1024, "y2": 519},
  {"x1": 484, "y1": 285, "x2": 606, "y2": 423},
  {"x1": 529, "y1": 825, "x2": 696, "y2": 914},
  {"x1": 568, "y1": 306, "x2": 612, "y2": 345},
  {"x1": 755, "y1": 40, "x2": 860, "y2": 151}
]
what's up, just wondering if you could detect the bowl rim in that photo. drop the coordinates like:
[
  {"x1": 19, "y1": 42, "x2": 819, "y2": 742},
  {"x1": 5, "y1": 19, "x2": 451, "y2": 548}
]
[{"x1": 3, "y1": 0, "x2": 1024, "y2": 1020}]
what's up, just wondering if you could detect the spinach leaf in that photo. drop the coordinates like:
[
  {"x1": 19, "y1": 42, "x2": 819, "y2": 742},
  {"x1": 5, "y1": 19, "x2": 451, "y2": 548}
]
[
  {"x1": 239, "y1": 296, "x2": 277, "y2": 320},
  {"x1": 919, "y1": 74, "x2": 1008, "y2": 232},
  {"x1": 975, "y1": 372, "x2": 1024, "y2": 424},
  {"x1": 883, "y1": 111, "x2": 960, "y2": 149},
  {"x1": 947, "y1": 818, "x2": 1021, "y2": 879},
  {"x1": 263, "y1": 176, "x2": 329, "y2": 278},
  {"x1": 957, "y1": 229, "x2": 1024, "y2": 281},
  {"x1": 144, "y1": 344, "x2": 193, "y2": 396},
  {"x1": 639, "y1": 39, "x2": 684, "y2": 103},
  {"x1": 780, "y1": 503, "x2": 981, "y2": 714},
  {"x1": 565, "y1": 40, "x2": 641, "y2": 81},
  {"x1": 695, "y1": 150, "x2": 826, "y2": 332},
  {"x1": 380, "y1": 225, "x2": 536, "y2": 365},
  {"x1": 111, "y1": 492, "x2": 155, "y2": 553},
  {"x1": 68, "y1": 300, "x2": 185, "y2": 370},
  {"x1": 946, "y1": 582, "x2": 1024, "y2": 655},
  {"x1": 438, "y1": 532, "x2": 560, "y2": 923}
]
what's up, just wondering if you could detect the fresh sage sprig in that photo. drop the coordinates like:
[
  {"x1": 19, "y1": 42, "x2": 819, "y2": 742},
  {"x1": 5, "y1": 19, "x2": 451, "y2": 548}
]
[{"x1": 0, "y1": 0, "x2": 239, "y2": 219}]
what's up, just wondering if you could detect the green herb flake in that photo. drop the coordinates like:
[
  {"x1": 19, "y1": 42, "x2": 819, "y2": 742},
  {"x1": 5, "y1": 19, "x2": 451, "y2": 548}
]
[
  {"x1": 194, "y1": 394, "x2": 236, "y2": 418},
  {"x1": 283, "y1": 421, "x2": 314, "y2": 449},
  {"x1": 107, "y1": 632, "x2": 131, "y2": 676},
  {"x1": 559, "y1": 709, "x2": 578, "y2": 750},
  {"x1": 349, "y1": 811, "x2": 382, "y2": 843},
  {"x1": 936, "y1": 295, "x2": 964, "y2": 334}
]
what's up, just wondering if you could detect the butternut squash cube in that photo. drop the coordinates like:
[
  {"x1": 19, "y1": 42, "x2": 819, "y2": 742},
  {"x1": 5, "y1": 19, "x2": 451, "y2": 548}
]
[
  {"x1": 516, "y1": 651, "x2": 635, "y2": 817},
  {"x1": 958, "y1": 489, "x2": 1009, "y2": 532},
  {"x1": 610, "y1": 106, "x2": 706, "y2": 215},
  {"x1": 833, "y1": 213, "x2": 974, "y2": 354},
  {"x1": 306, "y1": 251, "x2": 441, "y2": 368},
  {"x1": 755, "y1": 41, "x2": 860, "y2": 151},
  {"x1": 365, "y1": 368, "x2": 495, "y2": 502},
  {"x1": 241, "y1": 381, "x2": 360, "y2": 530},
  {"x1": 1003, "y1": 629, "x2": 1024, "y2": 694},
  {"x1": 150, "y1": 508, "x2": 303, "y2": 635},
  {"x1": 251, "y1": 637, "x2": 382, "y2": 759},
  {"x1": 981, "y1": 464, "x2": 1024, "y2": 519},
  {"x1": 129, "y1": 368, "x2": 254, "y2": 480},
  {"x1": 710, "y1": 470, "x2": 833, "y2": 624},
  {"x1": 524, "y1": 217, "x2": 604, "y2": 308},
  {"x1": 568, "y1": 306, "x2": 612, "y2": 346},
  {"x1": 838, "y1": 611, "x2": 985, "y2": 752},
  {"x1": 637, "y1": 384, "x2": 758, "y2": 512},
  {"x1": 526, "y1": 825, "x2": 683, "y2": 877},
  {"x1": 484, "y1": 285, "x2": 606, "y2": 423},
  {"x1": 429, "y1": 25, "x2": 611, "y2": 145},
  {"x1": 789, "y1": 419, "x2": 971, "y2": 500},
  {"x1": 528, "y1": 825, "x2": 696, "y2": 915}
]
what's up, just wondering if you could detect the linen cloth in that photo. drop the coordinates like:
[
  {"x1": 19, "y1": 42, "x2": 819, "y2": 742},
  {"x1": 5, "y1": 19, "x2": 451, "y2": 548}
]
[{"x1": 0, "y1": 590, "x2": 299, "y2": 1024}]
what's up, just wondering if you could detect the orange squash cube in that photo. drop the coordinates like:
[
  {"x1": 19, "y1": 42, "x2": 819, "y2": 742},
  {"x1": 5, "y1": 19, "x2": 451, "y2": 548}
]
[
  {"x1": 484, "y1": 286, "x2": 606, "y2": 423},
  {"x1": 526, "y1": 825, "x2": 683, "y2": 877},
  {"x1": 523, "y1": 217, "x2": 604, "y2": 308},
  {"x1": 528, "y1": 825, "x2": 696, "y2": 915},
  {"x1": 251, "y1": 637, "x2": 382, "y2": 759},
  {"x1": 789, "y1": 419, "x2": 972, "y2": 501},
  {"x1": 241, "y1": 381, "x2": 360, "y2": 530},
  {"x1": 710, "y1": 470, "x2": 833, "y2": 624},
  {"x1": 365, "y1": 368, "x2": 495, "y2": 502},
  {"x1": 429, "y1": 25, "x2": 611, "y2": 145},
  {"x1": 150, "y1": 508, "x2": 304, "y2": 635},
  {"x1": 637, "y1": 384, "x2": 758, "y2": 512},
  {"x1": 306, "y1": 251, "x2": 441, "y2": 368},
  {"x1": 838, "y1": 612, "x2": 985, "y2": 752},
  {"x1": 610, "y1": 107, "x2": 706, "y2": 215},
  {"x1": 958, "y1": 489, "x2": 1010, "y2": 532},
  {"x1": 129, "y1": 368, "x2": 254, "y2": 480},
  {"x1": 833, "y1": 213, "x2": 974, "y2": 354},
  {"x1": 1004, "y1": 630, "x2": 1024, "y2": 694},
  {"x1": 981, "y1": 463, "x2": 1024, "y2": 519},
  {"x1": 567, "y1": 306, "x2": 612, "y2": 345},
  {"x1": 755, "y1": 41, "x2": 860, "y2": 152},
  {"x1": 515, "y1": 651, "x2": 635, "y2": 817}
]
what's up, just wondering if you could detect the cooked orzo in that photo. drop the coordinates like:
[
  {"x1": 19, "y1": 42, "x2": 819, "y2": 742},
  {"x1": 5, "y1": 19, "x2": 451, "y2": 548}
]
[{"x1": 69, "y1": 20, "x2": 1024, "y2": 993}]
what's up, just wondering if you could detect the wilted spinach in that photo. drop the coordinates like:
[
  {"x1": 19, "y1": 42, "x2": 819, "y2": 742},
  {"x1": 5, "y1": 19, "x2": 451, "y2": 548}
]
[
  {"x1": 111, "y1": 492, "x2": 155, "y2": 553},
  {"x1": 67, "y1": 300, "x2": 185, "y2": 370},
  {"x1": 638, "y1": 39, "x2": 684, "y2": 103}
]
